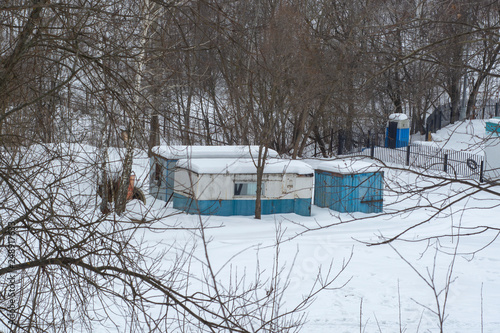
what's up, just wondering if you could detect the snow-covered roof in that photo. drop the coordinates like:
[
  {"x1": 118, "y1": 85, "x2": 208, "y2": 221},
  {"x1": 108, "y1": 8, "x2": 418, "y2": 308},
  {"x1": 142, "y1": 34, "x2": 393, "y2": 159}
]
[
  {"x1": 177, "y1": 158, "x2": 314, "y2": 175},
  {"x1": 316, "y1": 159, "x2": 382, "y2": 175},
  {"x1": 388, "y1": 113, "x2": 408, "y2": 121},
  {"x1": 486, "y1": 118, "x2": 500, "y2": 125},
  {"x1": 152, "y1": 145, "x2": 279, "y2": 160}
]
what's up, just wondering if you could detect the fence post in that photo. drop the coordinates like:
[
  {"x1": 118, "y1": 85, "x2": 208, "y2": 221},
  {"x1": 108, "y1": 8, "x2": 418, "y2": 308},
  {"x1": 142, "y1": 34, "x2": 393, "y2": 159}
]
[
  {"x1": 480, "y1": 160, "x2": 484, "y2": 183},
  {"x1": 443, "y1": 154, "x2": 448, "y2": 173},
  {"x1": 435, "y1": 111, "x2": 439, "y2": 131},
  {"x1": 337, "y1": 131, "x2": 344, "y2": 156},
  {"x1": 370, "y1": 141, "x2": 375, "y2": 159},
  {"x1": 406, "y1": 144, "x2": 411, "y2": 166},
  {"x1": 438, "y1": 109, "x2": 442, "y2": 129}
]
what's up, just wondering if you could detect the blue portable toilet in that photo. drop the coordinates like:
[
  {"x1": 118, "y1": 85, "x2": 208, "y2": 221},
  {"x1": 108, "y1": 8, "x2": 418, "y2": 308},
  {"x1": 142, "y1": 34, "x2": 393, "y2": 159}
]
[
  {"x1": 314, "y1": 159, "x2": 384, "y2": 214},
  {"x1": 484, "y1": 118, "x2": 500, "y2": 180},
  {"x1": 150, "y1": 146, "x2": 279, "y2": 203},
  {"x1": 173, "y1": 158, "x2": 313, "y2": 216},
  {"x1": 385, "y1": 113, "x2": 410, "y2": 148}
]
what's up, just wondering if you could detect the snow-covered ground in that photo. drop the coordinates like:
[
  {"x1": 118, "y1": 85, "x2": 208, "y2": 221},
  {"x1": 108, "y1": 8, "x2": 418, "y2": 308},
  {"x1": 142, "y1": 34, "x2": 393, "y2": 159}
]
[
  {"x1": 430, "y1": 119, "x2": 488, "y2": 154},
  {"x1": 133, "y1": 119, "x2": 500, "y2": 332},
  {"x1": 3, "y1": 119, "x2": 500, "y2": 332},
  {"x1": 140, "y1": 175, "x2": 500, "y2": 332}
]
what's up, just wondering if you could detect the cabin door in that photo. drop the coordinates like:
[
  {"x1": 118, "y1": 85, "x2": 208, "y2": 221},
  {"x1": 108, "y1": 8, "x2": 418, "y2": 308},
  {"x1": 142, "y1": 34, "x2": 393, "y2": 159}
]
[{"x1": 387, "y1": 121, "x2": 398, "y2": 149}]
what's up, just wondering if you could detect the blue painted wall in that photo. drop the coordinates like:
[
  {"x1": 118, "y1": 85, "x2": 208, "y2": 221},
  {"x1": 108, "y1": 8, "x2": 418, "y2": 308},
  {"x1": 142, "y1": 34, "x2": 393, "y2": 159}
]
[
  {"x1": 173, "y1": 193, "x2": 311, "y2": 216},
  {"x1": 314, "y1": 170, "x2": 383, "y2": 214},
  {"x1": 385, "y1": 127, "x2": 410, "y2": 148},
  {"x1": 486, "y1": 119, "x2": 500, "y2": 137}
]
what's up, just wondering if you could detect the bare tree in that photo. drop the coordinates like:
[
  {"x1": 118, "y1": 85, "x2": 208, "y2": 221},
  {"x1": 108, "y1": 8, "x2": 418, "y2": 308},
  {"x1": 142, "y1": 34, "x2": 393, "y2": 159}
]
[{"x1": 1, "y1": 1, "x2": 353, "y2": 331}]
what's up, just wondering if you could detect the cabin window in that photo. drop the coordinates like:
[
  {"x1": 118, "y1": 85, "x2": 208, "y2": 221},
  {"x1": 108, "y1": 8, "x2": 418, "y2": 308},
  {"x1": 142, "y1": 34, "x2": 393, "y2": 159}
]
[{"x1": 234, "y1": 182, "x2": 264, "y2": 196}]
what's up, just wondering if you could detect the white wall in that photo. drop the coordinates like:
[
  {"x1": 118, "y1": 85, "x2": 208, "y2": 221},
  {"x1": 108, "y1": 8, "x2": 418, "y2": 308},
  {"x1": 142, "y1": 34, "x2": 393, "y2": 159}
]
[
  {"x1": 294, "y1": 175, "x2": 314, "y2": 199},
  {"x1": 485, "y1": 138, "x2": 500, "y2": 180},
  {"x1": 174, "y1": 168, "x2": 199, "y2": 198},
  {"x1": 175, "y1": 171, "x2": 313, "y2": 201},
  {"x1": 197, "y1": 174, "x2": 232, "y2": 200}
]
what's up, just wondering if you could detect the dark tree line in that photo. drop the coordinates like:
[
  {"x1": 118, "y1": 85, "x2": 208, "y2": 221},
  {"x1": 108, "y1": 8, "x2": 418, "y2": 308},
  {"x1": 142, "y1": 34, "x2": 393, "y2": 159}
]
[{"x1": 3, "y1": 1, "x2": 500, "y2": 157}]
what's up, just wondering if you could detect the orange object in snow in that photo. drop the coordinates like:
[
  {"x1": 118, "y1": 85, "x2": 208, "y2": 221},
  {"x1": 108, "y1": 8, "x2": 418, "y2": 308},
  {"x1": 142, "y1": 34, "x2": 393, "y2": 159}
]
[{"x1": 127, "y1": 173, "x2": 135, "y2": 200}]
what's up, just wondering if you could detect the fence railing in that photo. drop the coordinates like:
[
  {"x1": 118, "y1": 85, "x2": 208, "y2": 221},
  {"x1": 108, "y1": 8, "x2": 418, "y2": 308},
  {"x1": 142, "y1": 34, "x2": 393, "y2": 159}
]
[
  {"x1": 354, "y1": 144, "x2": 484, "y2": 180},
  {"x1": 426, "y1": 102, "x2": 500, "y2": 135}
]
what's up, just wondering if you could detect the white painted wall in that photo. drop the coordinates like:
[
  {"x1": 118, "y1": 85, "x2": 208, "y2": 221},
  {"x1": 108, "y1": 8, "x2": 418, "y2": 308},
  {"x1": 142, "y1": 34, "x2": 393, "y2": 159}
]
[
  {"x1": 197, "y1": 174, "x2": 232, "y2": 200},
  {"x1": 294, "y1": 175, "x2": 314, "y2": 199},
  {"x1": 174, "y1": 169, "x2": 313, "y2": 201},
  {"x1": 174, "y1": 168, "x2": 199, "y2": 198},
  {"x1": 484, "y1": 137, "x2": 500, "y2": 180}
]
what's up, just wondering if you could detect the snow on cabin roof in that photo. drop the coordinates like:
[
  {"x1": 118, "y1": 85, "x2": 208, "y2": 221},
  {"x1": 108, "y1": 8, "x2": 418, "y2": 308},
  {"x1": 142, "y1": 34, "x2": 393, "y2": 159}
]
[
  {"x1": 388, "y1": 113, "x2": 408, "y2": 121},
  {"x1": 177, "y1": 158, "x2": 314, "y2": 175},
  {"x1": 151, "y1": 145, "x2": 279, "y2": 160},
  {"x1": 486, "y1": 118, "x2": 500, "y2": 125},
  {"x1": 316, "y1": 159, "x2": 382, "y2": 175}
]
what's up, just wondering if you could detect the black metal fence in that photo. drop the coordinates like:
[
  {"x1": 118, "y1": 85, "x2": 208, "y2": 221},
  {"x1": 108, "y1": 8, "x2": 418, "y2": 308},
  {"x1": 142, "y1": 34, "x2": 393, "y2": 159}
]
[
  {"x1": 426, "y1": 102, "x2": 500, "y2": 135},
  {"x1": 354, "y1": 144, "x2": 484, "y2": 180}
]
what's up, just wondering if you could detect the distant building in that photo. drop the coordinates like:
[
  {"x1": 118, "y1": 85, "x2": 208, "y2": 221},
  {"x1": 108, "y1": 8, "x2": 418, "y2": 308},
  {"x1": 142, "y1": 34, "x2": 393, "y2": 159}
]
[
  {"x1": 149, "y1": 145, "x2": 279, "y2": 202},
  {"x1": 314, "y1": 159, "x2": 384, "y2": 214},
  {"x1": 173, "y1": 158, "x2": 313, "y2": 216},
  {"x1": 484, "y1": 118, "x2": 500, "y2": 180}
]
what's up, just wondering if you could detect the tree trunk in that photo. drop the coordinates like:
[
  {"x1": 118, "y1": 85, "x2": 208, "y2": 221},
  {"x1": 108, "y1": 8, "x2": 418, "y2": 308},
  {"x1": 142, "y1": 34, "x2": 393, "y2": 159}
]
[
  {"x1": 115, "y1": 0, "x2": 157, "y2": 215},
  {"x1": 149, "y1": 114, "x2": 159, "y2": 157},
  {"x1": 115, "y1": 124, "x2": 134, "y2": 216},
  {"x1": 313, "y1": 125, "x2": 328, "y2": 158},
  {"x1": 465, "y1": 43, "x2": 500, "y2": 119},
  {"x1": 450, "y1": 74, "x2": 461, "y2": 124},
  {"x1": 254, "y1": 145, "x2": 269, "y2": 220}
]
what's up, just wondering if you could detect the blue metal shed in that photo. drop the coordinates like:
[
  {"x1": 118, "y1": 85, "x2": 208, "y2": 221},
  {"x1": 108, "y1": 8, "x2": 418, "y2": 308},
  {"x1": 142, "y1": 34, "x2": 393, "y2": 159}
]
[
  {"x1": 149, "y1": 146, "x2": 279, "y2": 203},
  {"x1": 485, "y1": 117, "x2": 500, "y2": 137},
  {"x1": 173, "y1": 158, "x2": 313, "y2": 216},
  {"x1": 314, "y1": 159, "x2": 384, "y2": 214}
]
